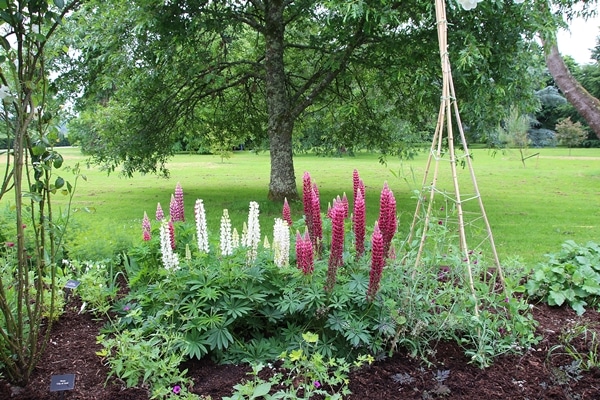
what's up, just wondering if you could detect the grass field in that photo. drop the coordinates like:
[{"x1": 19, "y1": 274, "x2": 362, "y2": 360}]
[{"x1": 1, "y1": 146, "x2": 599, "y2": 265}]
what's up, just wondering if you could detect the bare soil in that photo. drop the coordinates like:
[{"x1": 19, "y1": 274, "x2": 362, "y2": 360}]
[{"x1": 1, "y1": 297, "x2": 599, "y2": 400}]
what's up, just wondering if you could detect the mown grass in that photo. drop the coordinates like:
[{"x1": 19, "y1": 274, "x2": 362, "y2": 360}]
[{"x1": 2, "y1": 146, "x2": 599, "y2": 265}]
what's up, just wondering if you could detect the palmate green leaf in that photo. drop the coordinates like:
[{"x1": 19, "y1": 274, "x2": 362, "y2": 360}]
[
  {"x1": 276, "y1": 289, "x2": 306, "y2": 313},
  {"x1": 344, "y1": 320, "x2": 371, "y2": 347},
  {"x1": 230, "y1": 285, "x2": 268, "y2": 303},
  {"x1": 326, "y1": 310, "x2": 347, "y2": 333},
  {"x1": 347, "y1": 273, "x2": 369, "y2": 292},
  {"x1": 182, "y1": 330, "x2": 209, "y2": 359},
  {"x1": 205, "y1": 325, "x2": 234, "y2": 350},
  {"x1": 259, "y1": 306, "x2": 285, "y2": 324},
  {"x1": 220, "y1": 296, "x2": 252, "y2": 318}
]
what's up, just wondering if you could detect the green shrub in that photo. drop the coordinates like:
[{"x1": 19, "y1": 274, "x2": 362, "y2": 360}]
[{"x1": 526, "y1": 240, "x2": 600, "y2": 315}]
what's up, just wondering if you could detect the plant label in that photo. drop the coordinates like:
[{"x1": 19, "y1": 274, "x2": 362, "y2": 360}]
[
  {"x1": 64, "y1": 280, "x2": 81, "y2": 289},
  {"x1": 49, "y1": 374, "x2": 75, "y2": 392}
]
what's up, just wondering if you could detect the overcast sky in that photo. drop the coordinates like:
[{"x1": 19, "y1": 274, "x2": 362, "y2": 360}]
[{"x1": 556, "y1": 14, "x2": 599, "y2": 64}]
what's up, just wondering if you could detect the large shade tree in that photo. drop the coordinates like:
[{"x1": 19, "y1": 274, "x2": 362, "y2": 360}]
[{"x1": 55, "y1": 0, "x2": 577, "y2": 200}]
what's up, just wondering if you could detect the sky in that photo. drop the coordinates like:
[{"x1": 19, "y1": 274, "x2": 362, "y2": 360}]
[{"x1": 556, "y1": 14, "x2": 599, "y2": 64}]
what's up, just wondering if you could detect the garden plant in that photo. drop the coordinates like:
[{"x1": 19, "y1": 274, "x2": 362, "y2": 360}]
[{"x1": 93, "y1": 172, "x2": 539, "y2": 398}]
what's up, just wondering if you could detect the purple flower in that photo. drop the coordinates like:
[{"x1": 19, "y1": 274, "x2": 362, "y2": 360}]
[
  {"x1": 172, "y1": 385, "x2": 181, "y2": 395},
  {"x1": 123, "y1": 305, "x2": 130, "y2": 312},
  {"x1": 313, "y1": 380, "x2": 321, "y2": 389}
]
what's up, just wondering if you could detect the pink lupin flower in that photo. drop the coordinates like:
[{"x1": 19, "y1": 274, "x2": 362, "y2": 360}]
[
  {"x1": 295, "y1": 231, "x2": 304, "y2": 272},
  {"x1": 326, "y1": 202, "x2": 333, "y2": 219},
  {"x1": 170, "y1": 182, "x2": 185, "y2": 222},
  {"x1": 352, "y1": 169, "x2": 360, "y2": 205},
  {"x1": 325, "y1": 202, "x2": 345, "y2": 292},
  {"x1": 295, "y1": 231, "x2": 314, "y2": 274},
  {"x1": 156, "y1": 202, "x2": 164, "y2": 221},
  {"x1": 341, "y1": 192, "x2": 349, "y2": 219},
  {"x1": 311, "y1": 186, "x2": 323, "y2": 257},
  {"x1": 302, "y1": 172, "x2": 314, "y2": 238},
  {"x1": 169, "y1": 194, "x2": 178, "y2": 221},
  {"x1": 367, "y1": 222, "x2": 385, "y2": 302},
  {"x1": 142, "y1": 211, "x2": 152, "y2": 241},
  {"x1": 168, "y1": 220, "x2": 176, "y2": 250},
  {"x1": 377, "y1": 182, "x2": 397, "y2": 257},
  {"x1": 303, "y1": 232, "x2": 314, "y2": 274},
  {"x1": 283, "y1": 197, "x2": 293, "y2": 227},
  {"x1": 353, "y1": 188, "x2": 366, "y2": 258},
  {"x1": 175, "y1": 182, "x2": 185, "y2": 221}
]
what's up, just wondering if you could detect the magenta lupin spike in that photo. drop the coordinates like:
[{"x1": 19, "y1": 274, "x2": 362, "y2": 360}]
[
  {"x1": 168, "y1": 220, "x2": 176, "y2": 250},
  {"x1": 174, "y1": 182, "x2": 185, "y2": 222},
  {"x1": 302, "y1": 172, "x2": 314, "y2": 239},
  {"x1": 353, "y1": 188, "x2": 365, "y2": 258},
  {"x1": 283, "y1": 198, "x2": 293, "y2": 227},
  {"x1": 311, "y1": 186, "x2": 323, "y2": 257},
  {"x1": 142, "y1": 211, "x2": 152, "y2": 241},
  {"x1": 325, "y1": 202, "x2": 345, "y2": 292},
  {"x1": 367, "y1": 222, "x2": 385, "y2": 302},
  {"x1": 156, "y1": 202, "x2": 164, "y2": 221}
]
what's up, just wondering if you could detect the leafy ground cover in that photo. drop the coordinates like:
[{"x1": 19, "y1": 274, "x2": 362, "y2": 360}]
[{"x1": 1, "y1": 296, "x2": 599, "y2": 399}]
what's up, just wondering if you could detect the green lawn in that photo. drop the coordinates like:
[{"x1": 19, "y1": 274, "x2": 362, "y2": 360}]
[{"x1": 2, "y1": 146, "x2": 599, "y2": 265}]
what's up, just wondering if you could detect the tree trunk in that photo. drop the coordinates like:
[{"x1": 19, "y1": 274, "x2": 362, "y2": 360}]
[
  {"x1": 264, "y1": 1, "x2": 299, "y2": 201},
  {"x1": 545, "y1": 43, "x2": 600, "y2": 139}
]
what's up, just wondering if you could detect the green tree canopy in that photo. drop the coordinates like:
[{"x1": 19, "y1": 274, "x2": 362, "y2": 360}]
[{"x1": 53, "y1": 0, "x2": 593, "y2": 199}]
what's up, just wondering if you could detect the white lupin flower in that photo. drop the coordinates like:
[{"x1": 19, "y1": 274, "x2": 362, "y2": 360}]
[
  {"x1": 232, "y1": 228, "x2": 240, "y2": 249},
  {"x1": 195, "y1": 199, "x2": 209, "y2": 253},
  {"x1": 241, "y1": 222, "x2": 248, "y2": 247},
  {"x1": 273, "y1": 218, "x2": 290, "y2": 267},
  {"x1": 245, "y1": 201, "x2": 261, "y2": 262},
  {"x1": 160, "y1": 220, "x2": 180, "y2": 270},
  {"x1": 220, "y1": 209, "x2": 233, "y2": 256}
]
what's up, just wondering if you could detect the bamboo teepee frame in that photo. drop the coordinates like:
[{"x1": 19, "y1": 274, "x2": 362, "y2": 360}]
[{"x1": 406, "y1": 0, "x2": 506, "y2": 313}]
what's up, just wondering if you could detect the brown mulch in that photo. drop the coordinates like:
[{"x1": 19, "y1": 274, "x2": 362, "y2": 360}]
[{"x1": 1, "y1": 297, "x2": 599, "y2": 399}]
